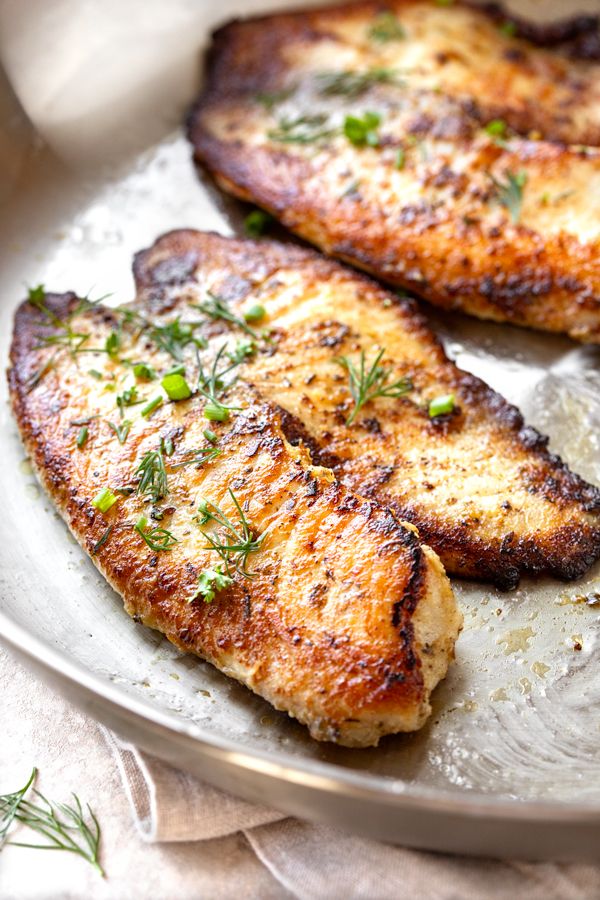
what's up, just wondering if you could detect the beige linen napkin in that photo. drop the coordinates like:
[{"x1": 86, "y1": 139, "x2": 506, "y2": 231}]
[{"x1": 104, "y1": 731, "x2": 600, "y2": 900}]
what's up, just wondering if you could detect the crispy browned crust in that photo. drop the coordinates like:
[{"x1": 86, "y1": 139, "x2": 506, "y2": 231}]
[
  {"x1": 8, "y1": 290, "x2": 461, "y2": 746},
  {"x1": 188, "y1": 0, "x2": 600, "y2": 343},
  {"x1": 133, "y1": 229, "x2": 600, "y2": 590}
]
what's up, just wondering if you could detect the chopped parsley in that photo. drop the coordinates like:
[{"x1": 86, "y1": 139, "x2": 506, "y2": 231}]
[
  {"x1": 189, "y1": 564, "x2": 233, "y2": 604},
  {"x1": 343, "y1": 111, "x2": 381, "y2": 147}
]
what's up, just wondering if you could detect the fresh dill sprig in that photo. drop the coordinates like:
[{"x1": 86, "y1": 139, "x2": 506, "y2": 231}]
[
  {"x1": 226, "y1": 339, "x2": 256, "y2": 364},
  {"x1": 0, "y1": 768, "x2": 104, "y2": 876},
  {"x1": 116, "y1": 385, "x2": 143, "y2": 418},
  {"x1": 316, "y1": 67, "x2": 403, "y2": 98},
  {"x1": 334, "y1": 348, "x2": 412, "y2": 425},
  {"x1": 489, "y1": 169, "x2": 527, "y2": 223},
  {"x1": 189, "y1": 564, "x2": 233, "y2": 604},
  {"x1": 196, "y1": 489, "x2": 268, "y2": 577},
  {"x1": 196, "y1": 344, "x2": 244, "y2": 423},
  {"x1": 368, "y1": 11, "x2": 406, "y2": 42},
  {"x1": 268, "y1": 114, "x2": 337, "y2": 144},
  {"x1": 134, "y1": 516, "x2": 178, "y2": 551},
  {"x1": 192, "y1": 292, "x2": 264, "y2": 339},
  {"x1": 108, "y1": 420, "x2": 132, "y2": 445},
  {"x1": 149, "y1": 318, "x2": 207, "y2": 361},
  {"x1": 171, "y1": 445, "x2": 221, "y2": 470},
  {"x1": 135, "y1": 449, "x2": 169, "y2": 503},
  {"x1": 255, "y1": 86, "x2": 296, "y2": 110}
]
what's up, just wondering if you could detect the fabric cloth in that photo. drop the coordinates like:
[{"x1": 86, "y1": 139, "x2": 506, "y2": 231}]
[{"x1": 103, "y1": 731, "x2": 600, "y2": 900}]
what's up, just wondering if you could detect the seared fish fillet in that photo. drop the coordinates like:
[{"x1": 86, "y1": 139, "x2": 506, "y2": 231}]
[
  {"x1": 189, "y1": 0, "x2": 600, "y2": 342},
  {"x1": 134, "y1": 229, "x2": 600, "y2": 590},
  {"x1": 8, "y1": 290, "x2": 461, "y2": 747}
]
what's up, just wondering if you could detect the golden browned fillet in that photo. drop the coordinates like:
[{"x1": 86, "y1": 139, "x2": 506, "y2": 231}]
[
  {"x1": 188, "y1": 0, "x2": 600, "y2": 342},
  {"x1": 8, "y1": 290, "x2": 461, "y2": 747},
  {"x1": 133, "y1": 229, "x2": 600, "y2": 590}
]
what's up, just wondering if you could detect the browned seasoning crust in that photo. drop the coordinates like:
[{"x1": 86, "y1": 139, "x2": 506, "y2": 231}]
[
  {"x1": 133, "y1": 229, "x2": 600, "y2": 591},
  {"x1": 8, "y1": 291, "x2": 460, "y2": 747},
  {"x1": 188, "y1": 0, "x2": 600, "y2": 342}
]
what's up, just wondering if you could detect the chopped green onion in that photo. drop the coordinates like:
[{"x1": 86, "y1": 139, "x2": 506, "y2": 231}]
[
  {"x1": 243, "y1": 304, "x2": 266, "y2": 323},
  {"x1": 204, "y1": 402, "x2": 229, "y2": 422},
  {"x1": 162, "y1": 373, "x2": 192, "y2": 401},
  {"x1": 164, "y1": 364, "x2": 186, "y2": 377},
  {"x1": 76, "y1": 425, "x2": 89, "y2": 449},
  {"x1": 203, "y1": 429, "x2": 218, "y2": 444},
  {"x1": 485, "y1": 119, "x2": 506, "y2": 137},
  {"x1": 395, "y1": 147, "x2": 406, "y2": 169},
  {"x1": 91, "y1": 487, "x2": 118, "y2": 514},
  {"x1": 133, "y1": 362, "x2": 156, "y2": 380},
  {"x1": 141, "y1": 396, "x2": 163, "y2": 418},
  {"x1": 244, "y1": 209, "x2": 274, "y2": 238},
  {"x1": 105, "y1": 331, "x2": 120, "y2": 356},
  {"x1": 429, "y1": 393, "x2": 455, "y2": 417},
  {"x1": 499, "y1": 20, "x2": 517, "y2": 37},
  {"x1": 88, "y1": 369, "x2": 103, "y2": 380}
]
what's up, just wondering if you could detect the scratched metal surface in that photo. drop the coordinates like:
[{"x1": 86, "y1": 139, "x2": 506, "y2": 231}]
[{"x1": 0, "y1": 0, "x2": 599, "y2": 858}]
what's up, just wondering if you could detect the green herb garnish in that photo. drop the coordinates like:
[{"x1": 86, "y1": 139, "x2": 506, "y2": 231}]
[
  {"x1": 335, "y1": 348, "x2": 412, "y2": 425},
  {"x1": 134, "y1": 515, "x2": 178, "y2": 552},
  {"x1": 499, "y1": 20, "x2": 517, "y2": 37},
  {"x1": 135, "y1": 449, "x2": 168, "y2": 503},
  {"x1": 244, "y1": 209, "x2": 274, "y2": 238},
  {"x1": 172, "y1": 444, "x2": 221, "y2": 470},
  {"x1": 428, "y1": 393, "x2": 455, "y2": 417},
  {"x1": 0, "y1": 768, "x2": 103, "y2": 876},
  {"x1": 150, "y1": 319, "x2": 206, "y2": 361},
  {"x1": 196, "y1": 344, "x2": 244, "y2": 423},
  {"x1": 189, "y1": 564, "x2": 234, "y2": 604},
  {"x1": 317, "y1": 67, "x2": 402, "y2": 98},
  {"x1": 192, "y1": 292, "x2": 265, "y2": 339},
  {"x1": 116, "y1": 385, "x2": 141, "y2": 418},
  {"x1": 255, "y1": 86, "x2": 296, "y2": 110},
  {"x1": 268, "y1": 114, "x2": 336, "y2": 144},
  {"x1": 368, "y1": 12, "x2": 406, "y2": 42},
  {"x1": 395, "y1": 146, "x2": 406, "y2": 169},
  {"x1": 226, "y1": 339, "x2": 256, "y2": 364},
  {"x1": 196, "y1": 489, "x2": 268, "y2": 577},
  {"x1": 76, "y1": 426, "x2": 89, "y2": 449},
  {"x1": 105, "y1": 331, "x2": 120, "y2": 357},
  {"x1": 161, "y1": 372, "x2": 192, "y2": 401},
  {"x1": 489, "y1": 170, "x2": 527, "y2": 223},
  {"x1": 485, "y1": 119, "x2": 507, "y2": 138},
  {"x1": 91, "y1": 487, "x2": 118, "y2": 514},
  {"x1": 343, "y1": 111, "x2": 381, "y2": 147},
  {"x1": 141, "y1": 396, "x2": 163, "y2": 418},
  {"x1": 92, "y1": 525, "x2": 113, "y2": 554},
  {"x1": 108, "y1": 420, "x2": 132, "y2": 445},
  {"x1": 132, "y1": 362, "x2": 156, "y2": 380}
]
